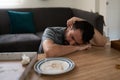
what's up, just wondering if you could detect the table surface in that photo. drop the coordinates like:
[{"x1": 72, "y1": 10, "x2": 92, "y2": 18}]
[
  {"x1": 26, "y1": 46, "x2": 120, "y2": 80},
  {"x1": 0, "y1": 52, "x2": 37, "y2": 80}
]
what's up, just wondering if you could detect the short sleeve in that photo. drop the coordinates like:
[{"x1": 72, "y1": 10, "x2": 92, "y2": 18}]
[
  {"x1": 42, "y1": 27, "x2": 56, "y2": 42},
  {"x1": 38, "y1": 27, "x2": 65, "y2": 53}
]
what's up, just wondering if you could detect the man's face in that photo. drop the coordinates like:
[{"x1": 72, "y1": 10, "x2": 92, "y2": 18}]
[{"x1": 65, "y1": 28, "x2": 83, "y2": 45}]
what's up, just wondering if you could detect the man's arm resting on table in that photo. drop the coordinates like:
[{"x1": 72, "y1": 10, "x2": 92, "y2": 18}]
[
  {"x1": 90, "y1": 29, "x2": 107, "y2": 46},
  {"x1": 43, "y1": 39, "x2": 91, "y2": 57}
]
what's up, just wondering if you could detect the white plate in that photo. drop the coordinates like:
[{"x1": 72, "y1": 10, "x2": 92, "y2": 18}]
[{"x1": 34, "y1": 57, "x2": 75, "y2": 75}]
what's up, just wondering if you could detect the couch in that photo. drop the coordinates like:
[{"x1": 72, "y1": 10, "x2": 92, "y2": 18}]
[{"x1": 0, "y1": 7, "x2": 104, "y2": 52}]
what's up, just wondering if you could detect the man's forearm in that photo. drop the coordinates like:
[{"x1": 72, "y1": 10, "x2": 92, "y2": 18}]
[
  {"x1": 45, "y1": 44, "x2": 91, "y2": 57},
  {"x1": 45, "y1": 45, "x2": 78, "y2": 57}
]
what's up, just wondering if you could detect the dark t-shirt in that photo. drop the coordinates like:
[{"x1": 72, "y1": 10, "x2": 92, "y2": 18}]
[{"x1": 38, "y1": 27, "x2": 66, "y2": 53}]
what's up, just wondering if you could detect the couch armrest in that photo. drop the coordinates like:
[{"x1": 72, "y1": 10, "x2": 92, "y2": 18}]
[{"x1": 71, "y1": 8, "x2": 104, "y2": 34}]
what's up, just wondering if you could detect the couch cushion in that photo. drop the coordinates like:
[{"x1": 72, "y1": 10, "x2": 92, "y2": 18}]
[
  {"x1": 0, "y1": 34, "x2": 41, "y2": 52},
  {"x1": 36, "y1": 32, "x2": 43, "y2": 38},
  {"x1": 8, "y1": 11, "x2": 36, "y2": 34}
]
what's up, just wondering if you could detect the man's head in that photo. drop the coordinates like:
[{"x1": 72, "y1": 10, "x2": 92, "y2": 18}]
[{"x1": 65, "y1": 21, "x2": 94, "y2": 45}]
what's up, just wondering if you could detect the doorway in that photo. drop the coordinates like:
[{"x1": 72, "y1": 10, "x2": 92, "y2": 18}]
[{"x1": 106, "y1": 0, "x2": 120, "y2": 40}]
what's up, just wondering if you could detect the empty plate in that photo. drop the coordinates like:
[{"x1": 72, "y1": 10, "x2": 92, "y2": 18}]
[{"x1": 34, "y1": 57, "x2": 75, "y2": 75}]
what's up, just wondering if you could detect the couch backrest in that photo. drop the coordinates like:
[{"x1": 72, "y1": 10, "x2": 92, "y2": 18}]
[
  {"x1": 0, "y1": 9, "x2": 10, "y2": 34},
  {"x1": 33, "y1": 8, "x2": 73, "y2": 32},
  {"x1": 0, "y1": 7, "x2": 104, "y2": 34},
  {"x1": 0, "y1": 7, "x2": 73, "y2": 34}
]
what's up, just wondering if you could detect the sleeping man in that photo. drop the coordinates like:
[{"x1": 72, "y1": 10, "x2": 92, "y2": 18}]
[{"x1": 39, "y1": 17, "x2": 107, "y2": 57}]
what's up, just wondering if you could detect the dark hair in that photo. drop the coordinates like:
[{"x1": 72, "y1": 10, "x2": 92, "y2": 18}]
[{"x1": 73, "y1": 21, "x2": 94, "y2": 43}]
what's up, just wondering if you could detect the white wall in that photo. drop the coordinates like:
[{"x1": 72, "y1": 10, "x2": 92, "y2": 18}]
[
  {"x1": 0, "y1": 0, "x2": 20, "y2": 8},
  {"x1": 98, "y1": 0, "x2": 108, "y2": 36},
  {"x1": 21, "y1": 0, "x2": 74, "y2": 8},
  {"x1": 0, "y1": 0, "x2": 95, "y2": 12},
  {"x1": 73, "y1": 0, "x2": 96, "y2": 12},
  {"x1": 0, "y1": 0, "x2": 74, "y2": 8},
  {"x1": 106, "y1": 0, "x2": 120, "y2": 40}
]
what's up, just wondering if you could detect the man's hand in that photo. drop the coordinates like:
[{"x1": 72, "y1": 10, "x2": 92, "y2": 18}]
[
  {"x1": 76, "y1": 44, "x2": 92, "y2": 51},
  {"x1": 67, "y1": 17, "x2": 84, "y2": 27}
]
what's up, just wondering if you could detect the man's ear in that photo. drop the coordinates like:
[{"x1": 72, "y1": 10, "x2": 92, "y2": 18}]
[
  {"x1": 70, "y1": 26, "x2": 74, "y2": 30},
  {"x1": 69, "y1": 25, "x2": 73, "y2": 29},
  {"x1": 66, "y1": 25, "x2": 73, "y2": 31},
  {"x1": 67, "y1": 26, "x2": 70, "y2": 29}
]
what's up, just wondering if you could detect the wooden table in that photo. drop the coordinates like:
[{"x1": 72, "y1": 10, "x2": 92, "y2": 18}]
[{"x1": 26, "y1": 46, "x2": 120, "y2": 80}]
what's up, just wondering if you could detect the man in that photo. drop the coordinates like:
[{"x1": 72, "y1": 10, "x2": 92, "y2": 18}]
[{"x1": 39, "y1": 17, "x2": 107, "y2": 57}]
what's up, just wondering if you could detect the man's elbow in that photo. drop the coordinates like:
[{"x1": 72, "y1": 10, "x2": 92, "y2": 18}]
[
  {"x1": 44, "y1": 49, "x2": 56, "y2": 57},
  {"x1": 97, "y1": 39, "x2": 107, "y2": 47},
  {"x1": 98, "y1": 43, "x2": 106, "y2": 47}
]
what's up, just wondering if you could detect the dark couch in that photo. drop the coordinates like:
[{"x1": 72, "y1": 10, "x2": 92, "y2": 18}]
[{"x1": 0, "y1": 7, "x2": 104, "y2": 52}]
